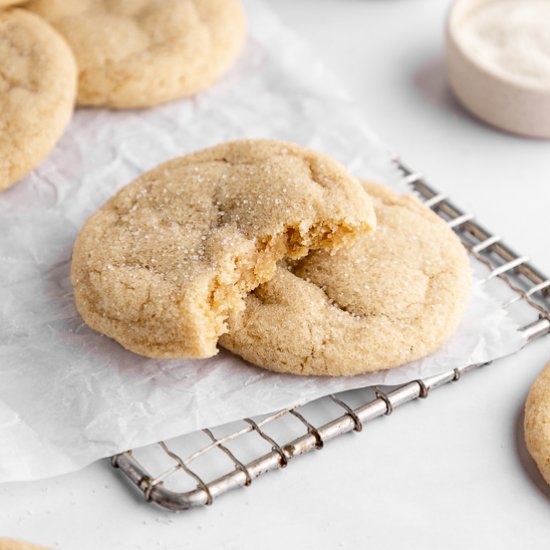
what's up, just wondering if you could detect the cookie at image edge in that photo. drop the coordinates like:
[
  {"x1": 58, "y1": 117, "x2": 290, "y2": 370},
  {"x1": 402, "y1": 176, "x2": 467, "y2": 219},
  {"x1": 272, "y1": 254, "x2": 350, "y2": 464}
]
[
  {"x1": 221, "y1": 181, "x2": 472, "y2": 376},
  {"x1": 0, "y1": 8, "x2": 77, "y2": 191},
  {"x1": 26, "y1": 0, "x2": 247, "y2": 108},
  {"x1": 0, "y1": 539, "x2": 49, "y2": 550},
  {"x1": 71, "y1": 139, "x2": 376, "y2": 359},
  {"x1": 524, "y1": 361, "x2": 550, "y2": 486}
]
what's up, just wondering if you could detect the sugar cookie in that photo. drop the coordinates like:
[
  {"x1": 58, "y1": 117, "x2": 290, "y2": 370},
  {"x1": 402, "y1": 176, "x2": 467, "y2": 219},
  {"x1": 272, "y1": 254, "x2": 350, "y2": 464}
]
[
  {"x1": 0, "y1": 8, "x2": 76, "y2": 191},
  {"x1": 71, "y1": 140, "x2": 376, "y2": 359},
  {"x1": 524, "y1": 361, "x2": 550, "y2": 486},
  {"x1": 26, "y1": 0, "x2": 247, "y2": 108},
  {"x1": 0, "y1": 539, "x2": 48, "y2": 550},
  {"x1": 221, "y1": 181, "x2": 472, "y2": 376}
]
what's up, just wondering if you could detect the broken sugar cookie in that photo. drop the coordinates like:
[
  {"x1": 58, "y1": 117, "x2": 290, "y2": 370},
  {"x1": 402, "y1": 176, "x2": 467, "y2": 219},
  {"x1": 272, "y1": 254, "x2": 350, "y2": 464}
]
[
  {"x1": 26, "y1": 0, "x2": 247, "y2": 108},
  {"x1": 0, "y1": 8, "x2": 77, "y2": 191},
  {"x1": 71, "y1": 139, "x2": 377, "y2": 359},
  {"x1": 524, "y1": 360, "x2": 550, "y2": 486},
  {"x1": 220, "y1": 181, "x2": 472, "y2": 376}
]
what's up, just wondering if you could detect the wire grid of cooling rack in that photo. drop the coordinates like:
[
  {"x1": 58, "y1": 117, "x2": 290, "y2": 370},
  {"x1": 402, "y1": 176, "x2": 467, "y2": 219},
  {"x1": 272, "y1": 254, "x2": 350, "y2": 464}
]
[{"x1": 112, "y1": 162, "x2": 550, "y2": 512}]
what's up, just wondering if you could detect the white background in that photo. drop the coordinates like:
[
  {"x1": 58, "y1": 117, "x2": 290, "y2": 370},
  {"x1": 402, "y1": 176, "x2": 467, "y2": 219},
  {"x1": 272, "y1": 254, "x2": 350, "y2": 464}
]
[{"x1": 1, "y1": 0, "x2": 549, "y2": 548}]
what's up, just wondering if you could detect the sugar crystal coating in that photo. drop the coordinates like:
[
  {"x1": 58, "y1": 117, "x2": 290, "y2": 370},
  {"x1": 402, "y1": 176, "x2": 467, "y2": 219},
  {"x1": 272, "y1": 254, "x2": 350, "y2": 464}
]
[
  {"x1": 221, "y1": 181, "x2": 472, "y2": 376},
  {"x1": 71, "y1": 139, "x2": 376, "y2": 359}
]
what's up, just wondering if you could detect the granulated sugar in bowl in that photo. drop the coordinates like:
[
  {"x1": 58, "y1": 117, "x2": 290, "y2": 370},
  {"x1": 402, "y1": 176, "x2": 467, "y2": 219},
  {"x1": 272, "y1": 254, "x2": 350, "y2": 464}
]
[{"x1": 447, "y1": 0, "x2": 550, "y2": 138}]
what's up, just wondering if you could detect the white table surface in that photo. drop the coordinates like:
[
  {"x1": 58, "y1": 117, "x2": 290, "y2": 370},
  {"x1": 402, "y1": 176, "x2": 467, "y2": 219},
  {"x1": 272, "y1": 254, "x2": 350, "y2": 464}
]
[{"x1": 1, "y1": 1, "x2": 549, "y2": 548}]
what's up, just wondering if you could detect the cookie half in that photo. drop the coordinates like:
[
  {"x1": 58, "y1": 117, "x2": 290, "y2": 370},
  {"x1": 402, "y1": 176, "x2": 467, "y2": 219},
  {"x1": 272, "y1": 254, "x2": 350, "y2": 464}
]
[
  {"x1": 71, "y1": 140, "x2": 376, "y2": 359},
  {"x1": 0, "y1": 8, "x2": 77, "y2": 191},
  {"x1": 221, "y1": 181, "x2": 472, "y2": 376},
  {"x1": 524, "y1": 361, "x2": 550, "y2": 486},
  {"x1": 26, "y1": 0, "x2": 247, "y2": 108}
]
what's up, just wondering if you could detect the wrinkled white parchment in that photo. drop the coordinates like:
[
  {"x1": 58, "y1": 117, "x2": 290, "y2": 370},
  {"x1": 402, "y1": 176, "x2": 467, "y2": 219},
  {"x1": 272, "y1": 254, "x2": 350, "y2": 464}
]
[{"x1": 0, "y1": 0, "x2": 524, "y2": 482}]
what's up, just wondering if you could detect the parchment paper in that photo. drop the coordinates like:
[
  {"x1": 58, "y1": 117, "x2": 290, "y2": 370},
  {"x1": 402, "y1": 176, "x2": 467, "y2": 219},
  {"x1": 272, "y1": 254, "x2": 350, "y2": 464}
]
[{"x1": 0, "y1": 0, "x2": 524, "y2": 482}]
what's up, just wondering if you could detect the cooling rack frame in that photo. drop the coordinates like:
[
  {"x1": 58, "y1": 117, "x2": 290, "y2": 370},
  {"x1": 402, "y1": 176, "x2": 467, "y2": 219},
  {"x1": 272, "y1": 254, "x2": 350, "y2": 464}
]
[{"x1": 111, "y1": 162, "x2": 550, "y2": 512}]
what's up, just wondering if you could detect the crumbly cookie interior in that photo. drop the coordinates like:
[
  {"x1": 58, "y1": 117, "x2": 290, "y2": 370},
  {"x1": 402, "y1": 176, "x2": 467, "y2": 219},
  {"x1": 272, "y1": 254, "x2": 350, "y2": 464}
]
[{"x1": 202, "y1": 218, "x2": 367, "y2": 347}]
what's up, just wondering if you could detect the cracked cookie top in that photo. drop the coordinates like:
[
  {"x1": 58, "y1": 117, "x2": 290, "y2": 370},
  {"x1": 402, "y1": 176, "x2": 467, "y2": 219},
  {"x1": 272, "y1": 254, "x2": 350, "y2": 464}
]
[
  {"x1": 220, "y1": 181, "x2": 472, "y2": 376},
  {"x1": 71, "y1": 139, "x2": 376, "y2": 359},
  {"x1": 26, "y1": 0, "x2": 247, "y2": 108},
  {"x1": 0, "y1": 8, "x2": 77, "y2": 191}
]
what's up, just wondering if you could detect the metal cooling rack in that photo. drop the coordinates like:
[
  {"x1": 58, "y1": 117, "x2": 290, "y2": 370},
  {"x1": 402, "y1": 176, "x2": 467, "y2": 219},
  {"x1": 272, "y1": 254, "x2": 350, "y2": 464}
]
[{"x1": 111, "y1": 162, "x2": 550, "y2": 512}]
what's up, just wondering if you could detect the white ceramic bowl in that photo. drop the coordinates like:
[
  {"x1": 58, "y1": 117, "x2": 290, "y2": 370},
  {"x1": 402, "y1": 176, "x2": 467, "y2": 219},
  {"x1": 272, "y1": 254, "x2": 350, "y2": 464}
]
[{"x1": 446, "y1": 0, "x2": 550, "y2": 139}]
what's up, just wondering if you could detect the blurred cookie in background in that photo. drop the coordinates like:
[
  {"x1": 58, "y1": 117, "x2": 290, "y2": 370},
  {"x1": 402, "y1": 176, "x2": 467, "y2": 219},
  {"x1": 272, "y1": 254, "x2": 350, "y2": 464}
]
[
  {"x1": 524, "y1": 360, "x2": 550, "y2": 486},
  {"x1": 0, "y1": 8, "x2": 77, "y2": 191},
  {"x1": 26, "y1": 0, "x2": 247, "y2": 108},
  {"x1": 0, "y1": 538, "x2": 49, "y2": 550}
]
